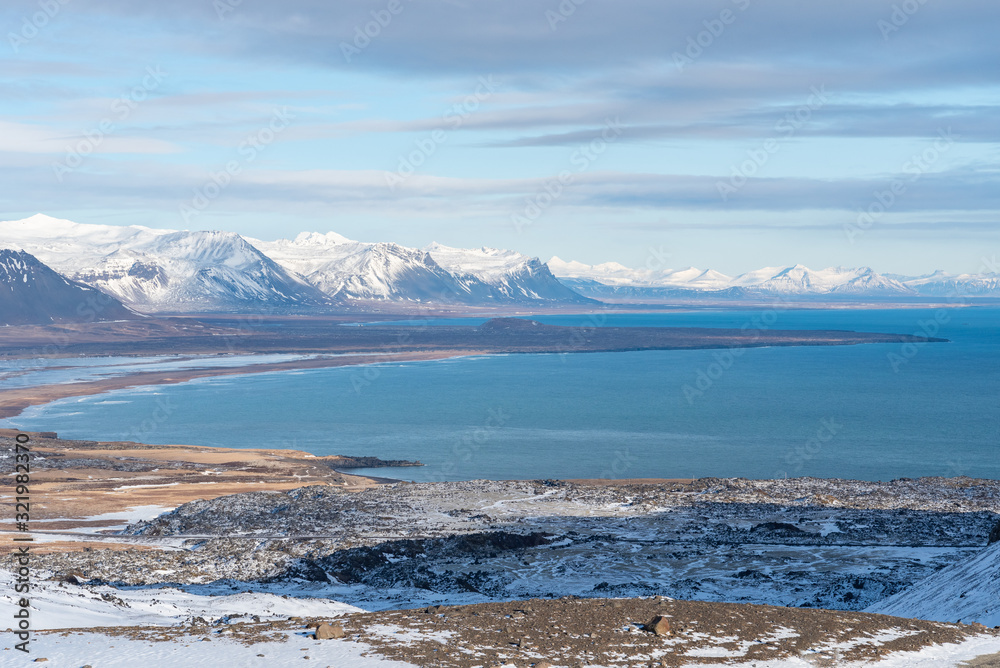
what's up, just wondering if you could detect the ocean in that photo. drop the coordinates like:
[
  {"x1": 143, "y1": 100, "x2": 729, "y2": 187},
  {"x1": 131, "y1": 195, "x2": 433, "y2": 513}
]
[{"x1": 3, "y1": 308, "x2": 998, "y2": 482}]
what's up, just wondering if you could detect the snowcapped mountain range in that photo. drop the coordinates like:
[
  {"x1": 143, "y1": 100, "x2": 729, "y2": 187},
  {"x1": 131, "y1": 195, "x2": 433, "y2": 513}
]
[
  {"x1": 1, "y1": 214, "x2": 997, "y2": 315},
  {"x1": 549, "y1": 256, "x2": 1000, "y2": 300},
  {"x1": 247, "y1": 234, "x2": 586, "y2": 306},
  {"x1": 0, "y1": 215, "x2": 589, "y2": 312},
  {"x1": 0, "y1": 216, "x2": 326, "y2": 311}
]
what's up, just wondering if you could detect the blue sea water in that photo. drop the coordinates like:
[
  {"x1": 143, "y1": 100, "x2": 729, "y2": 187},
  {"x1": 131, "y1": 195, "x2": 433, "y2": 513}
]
[{"x1": 4, "y1": 308, "x2": 998, "y2": 482}]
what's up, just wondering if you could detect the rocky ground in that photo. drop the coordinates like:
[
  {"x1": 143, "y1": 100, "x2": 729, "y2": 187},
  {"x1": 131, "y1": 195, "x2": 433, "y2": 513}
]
[
  {"x1": 34, "y1": 597, "x2": 1000, "y2": 667},
  {"x1": 15, "y1": 477, "x2": 1000, "y2": 614},
  {"x1": 6, "y1": 469, "x2": 1000, "y2": 665},
  {"x1": 6, "y1": 432, "x2": 1000, "y2": 665},
  {"x1": 339, "y1": 597, "x2": 998, "y2": 667}
]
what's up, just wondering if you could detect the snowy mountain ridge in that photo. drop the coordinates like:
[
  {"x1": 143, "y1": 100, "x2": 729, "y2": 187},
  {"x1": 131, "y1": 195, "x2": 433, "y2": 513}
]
[
  {"x1": 3, "y1": 214, "x2": 997, "y2": 312},
  {"x1": 550, "y1": 256, "x2": 1000, "y2": 298},
  {"x1": 1, "y1": 215, "x2": 590, "y2": 310}
]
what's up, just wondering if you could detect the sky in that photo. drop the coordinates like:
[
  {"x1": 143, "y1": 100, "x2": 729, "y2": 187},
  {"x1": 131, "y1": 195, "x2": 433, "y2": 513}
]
[{"x1": 1, "y1": 0, "x2": 998, "y2": 275}]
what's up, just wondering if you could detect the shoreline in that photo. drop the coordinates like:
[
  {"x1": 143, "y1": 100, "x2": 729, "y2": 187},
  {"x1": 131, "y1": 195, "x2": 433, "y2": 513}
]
[
  {"x1": 0, "y1": 325, "x2": 947, "y2": 423},
  {"x1": 0, "y1": 429, "x2": 403, "y2": 555},
  {"x1": 0, "y1": 349, "x2": 479, "y2": 421}
]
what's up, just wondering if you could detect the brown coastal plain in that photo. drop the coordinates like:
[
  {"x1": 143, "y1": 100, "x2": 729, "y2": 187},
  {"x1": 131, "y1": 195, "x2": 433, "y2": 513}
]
[{"x1": 0, "y1": 429, "x2": 401, "y2": 555}]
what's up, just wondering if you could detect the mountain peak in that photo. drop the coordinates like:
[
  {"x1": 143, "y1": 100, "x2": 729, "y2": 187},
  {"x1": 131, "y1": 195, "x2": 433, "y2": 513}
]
[
  {"x1": 2, "y1": 213, "x2": 82, "y2": 234},
  {"x1": 292, "y1": 230, "x2": 353, "y2": 246},
  {"x1": 0, "y1": 248, "x2": 137, "y2": 325}
]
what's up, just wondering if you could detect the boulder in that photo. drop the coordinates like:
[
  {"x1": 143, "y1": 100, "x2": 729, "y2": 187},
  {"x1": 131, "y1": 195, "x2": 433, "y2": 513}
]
[
  {"x1": 644, "y1": 615, "x2": 672, "y2": 636},
  {"x1": 314, "y1": 622, "x2": 346, "y2": 640},
  {"x1": 988, "y1": 520, "x2": 1000, "y2": 545}
]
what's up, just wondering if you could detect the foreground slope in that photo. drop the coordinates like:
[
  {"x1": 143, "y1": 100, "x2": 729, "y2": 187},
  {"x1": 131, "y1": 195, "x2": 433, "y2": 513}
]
[
  {"x1": 868, "y1": 538, "x2": 1000, "y2": 625},
  {"x1": 8, "y1": 576, "x2": 1000, "y2": 668}
]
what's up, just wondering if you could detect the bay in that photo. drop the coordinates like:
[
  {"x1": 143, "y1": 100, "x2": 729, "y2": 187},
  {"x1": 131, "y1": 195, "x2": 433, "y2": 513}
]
[{"x1": 4, "y1": 308, "x2": 998, "y2": 482}]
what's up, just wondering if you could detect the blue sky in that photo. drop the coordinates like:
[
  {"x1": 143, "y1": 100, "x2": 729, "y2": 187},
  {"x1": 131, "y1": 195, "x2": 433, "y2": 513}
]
[{"x1": 1, "y1": 0, "x2": 998, "y2": 275}]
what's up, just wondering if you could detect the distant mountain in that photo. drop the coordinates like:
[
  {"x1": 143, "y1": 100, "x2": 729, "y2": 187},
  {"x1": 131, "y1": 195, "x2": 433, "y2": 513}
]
[
  {"x1": 426, "y1": 244, "x2": 593, "y2": 304},
  {"x1": 548, "y1": 256, "x2": 732, "y2": 290},
  {"x1": 558, "y1": 278, "x2": 752, "y2": 302},
  {"x1": 248, "y1": 233, "x2": 468, "y2": 303},
  {"x1": 246, "y1": 235, "x2": 593, "y2": 305},
  {"x1": 78, "y1": 230, "x2": 330, "y2": 311},
  {"x1": 896, "y1": 270, "x2": 1000, "y2": 296},
  {"x1": 6, "y1": 214, "x2": 996, "y2": 312},
  {"x1": 0, "y1": 215, "x2": 591, "y2": 310},
  {"x1": 549, "y1": 257, "x2": 999, "y2": 300},
  {"x1": 729, "y1": 265, "x2": 913, "y2": 296},
  {"x1": 0, "y1": 249, "x2": 136, "y2": 325},
  {"x1": 0, "y1": 216, "x2": 328, "y2": 312}
]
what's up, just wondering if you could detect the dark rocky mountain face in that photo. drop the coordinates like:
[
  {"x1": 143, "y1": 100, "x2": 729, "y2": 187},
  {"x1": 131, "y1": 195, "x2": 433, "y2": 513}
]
[{"x1": 0, "y1": 249, "x2": 137, "y2": 325}]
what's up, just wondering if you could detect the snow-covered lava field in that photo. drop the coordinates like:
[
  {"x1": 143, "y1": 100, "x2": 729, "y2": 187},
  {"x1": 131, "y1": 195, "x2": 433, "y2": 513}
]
[
  {"x1": 6, "y1": 476, "x2": 1000, "y2": 666},
  {"x1": 14, "y1": 477, "x2": 1000, "y2": 617}
]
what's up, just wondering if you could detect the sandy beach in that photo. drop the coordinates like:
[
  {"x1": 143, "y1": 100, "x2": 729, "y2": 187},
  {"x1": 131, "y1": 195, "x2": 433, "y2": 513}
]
[{"x1": 0, "y1": 349, "x2": 476, "y2": 421}]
